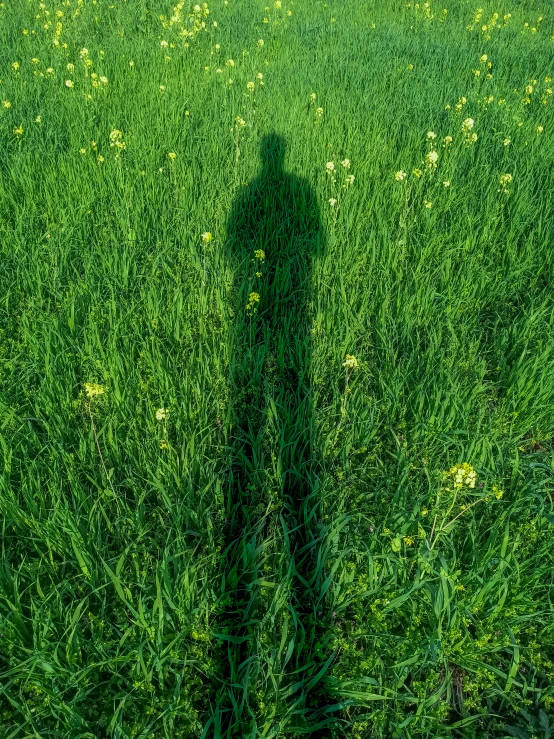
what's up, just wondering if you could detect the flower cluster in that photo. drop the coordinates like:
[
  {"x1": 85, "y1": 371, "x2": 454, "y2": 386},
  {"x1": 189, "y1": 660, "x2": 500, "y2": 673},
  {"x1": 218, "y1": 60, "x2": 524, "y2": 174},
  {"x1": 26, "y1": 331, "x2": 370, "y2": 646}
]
[
  {"x1": 498, "y1": 173, "x2": 512, "y2": 194},
  {"x1": 109, "y1": 129, "x2": 126, "y2": 156},
  {"x1": 246, "y1": 291, "x2": 260, "y2": 314},
  {"x1": 84, "y1": 382, "x2": 105, "y2": 400}
]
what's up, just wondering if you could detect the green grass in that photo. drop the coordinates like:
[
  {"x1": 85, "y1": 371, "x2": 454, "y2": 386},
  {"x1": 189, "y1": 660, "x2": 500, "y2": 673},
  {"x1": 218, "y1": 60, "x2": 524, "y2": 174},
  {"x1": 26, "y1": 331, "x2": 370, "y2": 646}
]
[{"x1": 1, "y1": 0, "x2": 554, "y2": 736}]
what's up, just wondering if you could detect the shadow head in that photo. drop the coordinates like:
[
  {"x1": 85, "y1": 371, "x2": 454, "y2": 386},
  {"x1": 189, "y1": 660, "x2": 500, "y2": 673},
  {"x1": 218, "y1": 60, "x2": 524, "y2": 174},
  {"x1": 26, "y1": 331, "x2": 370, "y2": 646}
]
[{"x1": 260, "y1": 133, "x2": 286, "y2": 175}]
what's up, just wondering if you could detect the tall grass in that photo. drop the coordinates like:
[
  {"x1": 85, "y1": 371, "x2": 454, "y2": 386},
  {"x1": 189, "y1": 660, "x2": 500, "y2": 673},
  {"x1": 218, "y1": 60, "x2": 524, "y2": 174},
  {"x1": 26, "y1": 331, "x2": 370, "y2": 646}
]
[{"x1": 1, "y1": 0, "x2": 554, "y2": 736}]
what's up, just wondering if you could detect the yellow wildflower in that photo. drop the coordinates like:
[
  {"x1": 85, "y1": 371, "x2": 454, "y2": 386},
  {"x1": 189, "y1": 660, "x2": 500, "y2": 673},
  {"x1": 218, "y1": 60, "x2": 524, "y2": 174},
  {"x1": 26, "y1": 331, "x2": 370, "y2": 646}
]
[{"x1": 84, "y1": 382, "x2": 105, "y2": 399}]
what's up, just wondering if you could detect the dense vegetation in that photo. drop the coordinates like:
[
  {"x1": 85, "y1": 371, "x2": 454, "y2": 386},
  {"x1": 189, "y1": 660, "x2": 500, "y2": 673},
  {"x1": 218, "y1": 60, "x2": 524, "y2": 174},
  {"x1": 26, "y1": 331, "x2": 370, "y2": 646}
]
[{"x1": 1, "y1": 0, "x2": 554, "y2": 736}]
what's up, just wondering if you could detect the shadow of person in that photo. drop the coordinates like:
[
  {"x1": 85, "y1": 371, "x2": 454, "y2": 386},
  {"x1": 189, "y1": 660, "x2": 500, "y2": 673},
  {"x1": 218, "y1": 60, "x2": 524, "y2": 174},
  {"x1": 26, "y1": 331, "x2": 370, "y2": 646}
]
[{"x1": 215, "y1": 133, "x2": 330, "y2": 736}]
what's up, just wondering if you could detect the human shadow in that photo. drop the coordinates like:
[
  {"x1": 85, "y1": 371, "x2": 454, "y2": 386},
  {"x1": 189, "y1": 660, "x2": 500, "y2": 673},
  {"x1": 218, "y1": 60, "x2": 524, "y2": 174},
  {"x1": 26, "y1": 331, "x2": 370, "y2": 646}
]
[{"x1": 215, "y1": 133, "x2": 330, "y2": 736}]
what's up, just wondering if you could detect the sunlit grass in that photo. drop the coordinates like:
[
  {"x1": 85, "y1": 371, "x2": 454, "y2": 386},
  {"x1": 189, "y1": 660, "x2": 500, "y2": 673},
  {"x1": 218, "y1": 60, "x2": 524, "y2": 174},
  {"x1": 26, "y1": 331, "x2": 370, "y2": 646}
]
[{"x1": 1, "y1": 0, "x2": 554, "y2": 737}]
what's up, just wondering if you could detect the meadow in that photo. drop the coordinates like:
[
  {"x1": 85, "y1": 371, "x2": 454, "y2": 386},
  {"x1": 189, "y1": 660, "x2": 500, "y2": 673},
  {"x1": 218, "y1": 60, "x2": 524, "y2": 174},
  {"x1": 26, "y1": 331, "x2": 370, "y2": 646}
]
[{"x1": 1, "y1": 0, "x2": 554, "y2": 736}]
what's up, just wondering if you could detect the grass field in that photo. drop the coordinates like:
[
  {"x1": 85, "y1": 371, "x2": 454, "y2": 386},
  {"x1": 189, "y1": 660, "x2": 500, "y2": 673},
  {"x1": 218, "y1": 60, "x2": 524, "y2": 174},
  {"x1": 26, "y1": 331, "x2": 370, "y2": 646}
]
[{"x1": 1, "y1": 0, "x2": 554, "y2": 736}]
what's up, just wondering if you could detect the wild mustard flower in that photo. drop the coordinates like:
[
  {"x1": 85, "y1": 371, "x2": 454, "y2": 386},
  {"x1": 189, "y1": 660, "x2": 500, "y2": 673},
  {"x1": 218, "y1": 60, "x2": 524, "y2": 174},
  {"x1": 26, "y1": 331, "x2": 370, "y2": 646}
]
[
  {"x1": 394, "y1": 170, "x2": 407, "y2": 181},
  {"x1": 156, "y1": 408, "x2": 169, "y2": 421},
  {"x1": 427, "y1": 131, "x2": 437, "y2": 140},
  {"x1": 109, "y1": 129, "x2": 126, "y2": 153},
  {"x1": 2, "y1": 100, "x2": 11, "y2": 108},
  {"x1": 498, "y1": 173, "x2": 512, "y2": 194},
  {"x1": 326, "y1": 161, "x2": 335, "y2": 172},
  {"x1": 343, "y1": 355, "x2": 359, "y2": 370},
  {"x1": 246, "y1": 292, "x2": 260, "y2": 314},
  {"x1": 425, "y1": 150, "x2": 439, "y2": 168},
  {"x1": 329, "y1": 198, "x2": 337, "y2": 206},
  {"x1": 84, "y1": 382, "x2": 105, "y2": 399},
  {"x1": 201, "y1": 232, "x2": 213, "y2": 243},
  {"x1": 13, "y1": 125, "x2": 24, "y2": 136},
  {"x1": 168, "y1": 152, "x2": 177, "y2": 160},
  {"x1": 65, "y1": 79, "x2": 74, "y2": 88}
]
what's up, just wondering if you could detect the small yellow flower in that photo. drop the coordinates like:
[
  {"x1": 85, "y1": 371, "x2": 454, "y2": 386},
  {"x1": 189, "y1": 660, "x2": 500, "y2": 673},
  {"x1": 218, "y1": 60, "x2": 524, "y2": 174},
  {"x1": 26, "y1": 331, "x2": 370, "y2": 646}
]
[
  {"x1": 424, "y1": 200, "x2": 432, "y2": 208},
  {"x1": 254, "y1": 249, "x2": 265, "y2": 261},
  {"x1": 480, "y1": 53, "x2": 488, "y2": 62},
  {"x1": 246, "y1": 81, "x2": 255, "y2": 91},
  {"x1": 427, "y1": 131, "x2": 437, "y2": 140},
  {"x1": 2, "y1": 100, "x2": 11, "y2": 108},
  {"x1": 412, "y1": 168, "x2": 422, "y2": 178},
  {"x1": 537, "y1": 126, "x2": 544, "y2": 134},
  {"x1": 403, "y1": 536, "x2": 415, "y2": 546},
  {"x1": 343, "y1": 354, "x2": 359, "y2": 370},
  {"x1": 156, "y1": 407, "x2": 169, "y2": 421},
  {"x1": 315, "y1": 106, "x2": 323, "y2": 117},
  {"x1": 395, "y1": 170, "x2": 407, "y2": 181},
  {"x1": 201, "y1": 232, "x2": 213, "y2": 243},
  {"x1": 65, "y1": 79, "x2": 74, "y2": 88},
  {"x1": 12, "y1": 62, "x2": 20, "y2": 72},
  {"x1": 310, "y1": 92, "x2": 316, "y2": 102},
  {"x1": 32, "y1": 58, "x2": 40, "y2": 65},
  {"x1": 97, "y1": 155, "x2": 105, "y2": 163},
  {"x1": 257, "y1": 39, "x2": 265, "y2": 46},
  {"x1": 325, "y1": 161, "x2": 335, "y2": 172},
  {"x1": 46, "y1": 67, "x2": 54, "y2": 75},
  {"x1": 35, "y1": 115, "x2": 41, "y2": 123},
  {"x1": 341, "y1": 158, "x2": 351, "y2": 168},
  {"x1": 443, "y1": 180, "x2": 450, "y2": 187},
  {"x1": 329, "y1": 198, "x2": 337, "y2": 207},
  {"x1": 159, "y1": 439, "x2": 169, "y2": 449},
  {"x1": 246, "y1": 292, "x2": 261, "y2": 314},
  {"x1": 79, "y1": 148, "x2": 86, "y2": 154},
  {"x1": 443, "y1": 135, "x2": 452, "y2": 146},
  {"x1": 168, "y1": 151, "x2": 177, "y2": 160},
  {"x1": 84, "y1": 382, "x2": 105, "y2": 399},
  {"x1": 13, "y1": 125, "x2": 23, "y2": 136}
]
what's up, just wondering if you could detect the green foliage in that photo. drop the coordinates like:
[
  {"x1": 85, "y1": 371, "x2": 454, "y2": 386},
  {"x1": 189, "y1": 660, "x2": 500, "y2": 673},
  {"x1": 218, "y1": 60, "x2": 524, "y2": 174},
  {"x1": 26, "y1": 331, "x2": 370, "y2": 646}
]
[{"x1": 1, "y1": 0, "x2": 554, "y2": 736}]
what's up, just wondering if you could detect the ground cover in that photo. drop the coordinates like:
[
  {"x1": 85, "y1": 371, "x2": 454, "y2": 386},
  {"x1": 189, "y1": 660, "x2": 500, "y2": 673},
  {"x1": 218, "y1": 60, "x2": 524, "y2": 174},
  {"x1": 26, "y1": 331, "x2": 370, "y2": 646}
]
[{"x1": 1, "y1": 0, "x2": 554, "y2": 736}]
